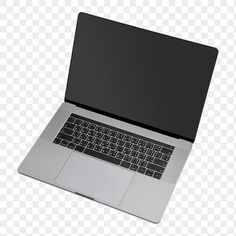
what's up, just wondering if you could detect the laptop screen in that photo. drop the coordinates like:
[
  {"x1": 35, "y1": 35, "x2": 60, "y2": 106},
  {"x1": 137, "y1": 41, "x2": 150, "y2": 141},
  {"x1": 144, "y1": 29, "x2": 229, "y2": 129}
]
[{"x1": 65, "y1": 13, "x2": 218, "y2": 142}]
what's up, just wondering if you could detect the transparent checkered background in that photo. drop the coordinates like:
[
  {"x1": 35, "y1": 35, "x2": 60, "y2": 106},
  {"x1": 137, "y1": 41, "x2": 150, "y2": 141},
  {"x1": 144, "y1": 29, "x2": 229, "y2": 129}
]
[{"x1": 0, "y1": 0, "x2": 235, "y2": 235}]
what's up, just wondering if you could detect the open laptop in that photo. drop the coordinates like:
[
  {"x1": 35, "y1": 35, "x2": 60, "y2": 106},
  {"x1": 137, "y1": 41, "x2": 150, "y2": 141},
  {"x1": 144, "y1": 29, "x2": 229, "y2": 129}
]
[{"x1": 18, "y1": 12, "x2": 218, "y2": 223}]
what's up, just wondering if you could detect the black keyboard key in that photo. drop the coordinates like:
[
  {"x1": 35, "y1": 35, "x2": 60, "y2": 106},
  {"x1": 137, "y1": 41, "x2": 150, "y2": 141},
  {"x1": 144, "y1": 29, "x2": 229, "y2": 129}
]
[
  {"x1": 74, "y1": 125, "x2": 82, "y2": 131},
  {"x1": 87, "y1": 136, "x2": 95, "y2": 142},
  {"x1": 95, "y1": 132, "x2": 103, "y2": 138},
  {"x1": 131, "y1": 137, "x2": 139, "y2": 144},
  {"x1": 101, "y1": 148, "x2": 109, "y2": 154},
  {"x1": 88, "y1": 123, "x2": 96, "y2": 130},
  {"x1": 110, "y1": 137, "x2": 118, "y2": 143},
  {"x1": 73, "y1": 138, "x2": 81, "y2": 144},
  {"x1": 57, "y1": 132, "x2": 73, "y2": 142},
  {"x1": 146, "y1": 155, "x2": 154, "y2": 162},
  {"x1": 67, "y1": 116, "x2": 75, "y2": 123},
  {"x1": 116, "y1": 145, "x2": 124, "y2": 152},
  {"x1": 131, "y1": 157, "x2": 139, "y2": 164},
  {"x1": 153, "y1": 145, "x2": 161, "y2": 151},
  {"x1": 146, "y1": 163, "x2": 164, "y2": 173},
  {"x1": 109, "y1": 150, "x2": 117, "y2": 157},
  {"x1": 162, "y1": 154, "x2": 170, "y2": 161},
  {"x1": 81, "y1": 127, "x2": 89, "y2": 134},
  {"x1": 131, "y1": 144, "x2": 139, "y2": 151},
  {"x1": 137, "y1": 167, "x2": 146, "y2": 174},
  {"x1": 146, "y1": 142, "x2": 154, "y2": 148},
  {"x1": 153, "y1": 172, "x2": 162, "y2": 179},
  {"x1": 80, "y1": 140, "x2": 88, "y2": 147},
  {"x1": 154, "y1": 152, "x2": 162, "y2": 158},
  {"x1": 138, "y1": 153, "x2": 146, "y2": 160},
  {"x1": 67, "y1": 142, "x2": 76, "y2": 149},
  {"x1": 138, "y1": 140, "x2": 146, "y2": 146},
  {"x1": 101, "y1": 140, "x2": 109, "y2": 147},
  {"x1": 94, "y1": 145, "x2": 102, "y2": 152},
  {"x1": 88, "y1": 130, "x2": 96, "y2": 136},
  {"x1": 74, "y1": 145, "x2": 85, "y2": 152},
  {"x1": 108, "y1": 143, "x2": 116, "y2": 150},
  {"x1": 117, "y1": 139, "x2": 125, "y2": 146},
  {"x1": 117, "y1": 133, "x2": 124, "y2": 139},
  {"x1": 145, "y1": 169, "x2": 154, "y2": 177},
  {"x1": 84, "y1": 148, "x2": 121, "y2": 165},
  {"x1": 102, "y1": 128, "x2": 110, "y2": 134},
  {"x1": 160, "y1": 147, "x2": 173, "y2": 155},
  {"x1": 130, "y1": 150, "x2": 138, "y2": 157},
  {"x1": 87, "y1": 142, "x2": 95, "y2": 149},
  {"x1": 80, "y1": 133, "x2": 88, "y2": 140},
  {"x1": 102, "y1": 135, "x2": 110, "y2": 141},
  {"x1": 146, "y1": 149, "x2": 154, "y2": 156},
  {"x1": 64, "y1": 122, "x2": 75, "y2": 129},
  {"x1": 120, "y1": 161, "x2": 131, "y2": 169},
  {"x1": 153, "y1": 158, "x2": 167, "y2": 167},
  {"x1": 61, "y1": 127, "x2": 73, "y2": 135},
  {"x1": 139, "y1": 146, "x2": 147, "y2": 153},
  {"x1": 95, "y1": 126, "x2": 103, "y2": 132},
  {"x1": 109, "y1": 130, "x2": 117, "y2": 137},
  {"x1": 74, "y1": 119, "x2": 82, "y2": 125},
  {"x1": 124, "y1": 135, "x2": 131, "y2": 141},
  {"x1": 53, "y1": 138, "x2": 61, "y2": 144},
  {"x1": 72, "y1": 131, "x2": 80, "y2": 137},
  {"x1": 81, "y1": 121, "x2": 89, "y2": 127},
  {"x1": 124, "y1": 155, "x2": 131, "y2": 162},
  {"x1": 94, "y1": 138, "x2": 102, "y2": 145},
  {"x1": 123, "y1": 148, "x2": 131, "y2": 154},
  {"x1": 139, "y1": 160, "x2": 147, "y2": 167},
  {"x1": 130, "y1": 164, "x2": 138, "y2": 171},
  {"x1": 124, "y1": 142, "x2": 132, "y2": 148},
  {"x1": 116, "y1": 152, "x2": 124, "y2": 159}
]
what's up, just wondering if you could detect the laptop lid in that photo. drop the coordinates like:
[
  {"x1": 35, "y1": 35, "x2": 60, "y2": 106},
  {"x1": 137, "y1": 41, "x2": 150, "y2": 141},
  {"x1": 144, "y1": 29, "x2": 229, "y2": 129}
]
[{"x1": 65, "y1": 12, "x2": 218, "y2": 143}]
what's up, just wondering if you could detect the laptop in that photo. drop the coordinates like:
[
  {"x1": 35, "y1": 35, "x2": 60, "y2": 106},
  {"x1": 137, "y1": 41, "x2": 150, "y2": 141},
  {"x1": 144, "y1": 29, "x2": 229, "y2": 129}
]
[{"x1": 18, "y1": 12, "x2": 218, "y2": 223}]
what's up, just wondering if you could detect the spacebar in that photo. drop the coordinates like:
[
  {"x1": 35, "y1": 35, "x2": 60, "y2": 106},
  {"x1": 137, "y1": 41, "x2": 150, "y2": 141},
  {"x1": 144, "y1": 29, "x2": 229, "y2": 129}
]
[{"x1": 84, "y1": 148, "x2": 121, "y2": 165}]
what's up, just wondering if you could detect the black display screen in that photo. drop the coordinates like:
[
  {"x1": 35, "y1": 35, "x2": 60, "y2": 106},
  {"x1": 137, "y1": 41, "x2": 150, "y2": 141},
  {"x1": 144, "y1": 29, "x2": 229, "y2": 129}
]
[{"x1": 65, "y1": 13, "x2": 218, "y2": 142}]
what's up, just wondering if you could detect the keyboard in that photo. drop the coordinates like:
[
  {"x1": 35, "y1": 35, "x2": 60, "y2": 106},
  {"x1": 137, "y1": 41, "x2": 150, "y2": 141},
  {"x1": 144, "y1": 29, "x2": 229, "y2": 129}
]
[{"x1": 53, "y1": 113, "x2": 174, "y2": 180}]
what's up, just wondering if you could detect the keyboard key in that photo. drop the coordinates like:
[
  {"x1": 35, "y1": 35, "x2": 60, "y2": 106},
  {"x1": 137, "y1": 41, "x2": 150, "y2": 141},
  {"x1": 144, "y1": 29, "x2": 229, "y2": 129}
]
[
  {"x1": 95, "y1": 132, "x2": 102, "y2": 138},
  {"x1": 146, "y1": 155, "x2": 154, "y2": 162},
  {"x1": 88, "y1": 123, "x2": 96, "y2": 130},
  {"x1": 138, "y1": 140, "x2": 146, "y2": 146},
  {"x1": 67, "y1": 116, "x2": 75, "y2": 123},
  {"x1": 162, "y1": 154, "x2": 170, "y2": 161},
  {"x1": 87, "y1": 136, "x2": 95, "y2": 142},
  {"x1": 109, "y1": 150, "x2": 117, "y2": 157},
  {"x1": 94, "y1": 145, "x2": 102, "y2": 152},
  {"x1": 120, "y1": 161, "x2": 131, "y2": 169},
  {"x1": 74, "y1": 125, "x2": 82, "y2": 131},
  {"x1": 146, "y1": 163, "x2": 164, "y2": 173},
  {"x1": 153, "y1": 158, "x2": 167, "y2": 167},
  {"x1": 73, "y1": 138, "x2": 81, "y2": 144},
  {"x1": 124, "y1": 142, "x2": 132, "y2": 148},
  {"x1": 61, "y1": 127, "x2": 73, "y2": 135},
  {"x1": 57, "y1": 133, "x2": 73, "y2": 142},
  {"x1": 108, "y1": 143, "x2": 116, "y2": 149},
  {"x1": 109, "y1": 130, "x2": 117, "y2": 137},
  {"x1": 139, "y1": 160, "x2": 147, "y2": 167},
  {"x1": 146, "y1": 149, "x2": 154, "y2": 156},
  {"x1": 81, "y1": 121, "x2": 89, "y2": 127},
  {"x1": 102, "y1": 135, "x2": 110, "y2": 141},
  {"x1": 64, "y1": 122, "x2": 75, "y2": 129},
  {"x1": 87, "y1": 142, "x2": 95, "y2": 149},
  {"x1": 138, "y1": 153, "x2": 146, "y2": 160},
  {"x1": 124, "y1": 135, "x2": 131, "y2": 141},
  {"x1": 117, "y1": 139, "x2": 125, "y2": 146},
  {"x1": 153, "y1": 172, "x2": 162, "y2": 179},
  {"x1": 124, "y1": 155, "x2": 131, "y2": 162},
  {"x1": 154, "y1": 152, "x2": 162, "y2": 158},
  {"x1": 84, "y1": 148, "x2": 121, "y2": 165},
  {"x1": 116, "y1": 152, "x2": 124, "y2": 159},
  {"x1": 146, "y1": 142, "x2": 154, "y2": 148},
  {"x1": 123, "y1": 148, "x2": 131, "y2": 154},
  {"x1": 95, "y1": 126, "x2": 103, "y2": 132},
  {"x1": 102, "y1": 128, "x2": 110, "y2": 134},
  {"x1": 137, "y1": 167, "x2": 146, "y2": 174},
  {"x1": 130, "y1": 164, "x2": 138, "y2": 171},
  {"x1": 80, "y1": 133, "x2": 88, "y2": 140},
  {"x1": 101, "y1": 148, "x2": 109, "y2": 154},
  {"x1": 101, "y1": 141, "x2": 109, "y2": 147},
  {"x1": 117, "y1": 133, "x2": 124, "y2": 139},
  {"x1": 67, "y1": 142, "x2": 76, "y2": 149},
  {"x1": 81, "y1": 127, "x2": 89, "y2": 134},
  {"x1": 131, "y1": 157, "x2": 139, "y2": 164},
  {"x1": 110, "y1": 137, "x2": 118, "y2": 143},
  {"x1": 131, "y1": 137, "x2": 139, "y2": 144},
  {"x1": 80, "y1": 140, "x2": 88, "y2": 147},
  {"x1": 153, "y1": 145, "x2": 161, "y2": 151},
  {"x1": 53, "y1": 138, "x2": 61, "y2": 144},
  {"x1": 130, "y1": 150, "x2": 138, "y2": 157},
  {"x1": 88, "y1": 130, "x2": 96, "y2": 136},
  {"x1": 74, "y1": 145, "x2": 85, "y2": 152},
  {"x1": 160, "y1": 147, "x2": 173, "y2": 155},
  {"x1": 139, "y1": 146, "x2": 147, "y2": 153},
  {"x1": 116, "y1": 145, "x2": 124, "y2": 152},
  {"x1": 145, "y1": 169, "x2": 154, "y2": 177},
  {"x1": 72, "y1": 131, "x2": 80, "y2": 137},
  {"x1": 74, "y1": 119, "x2": 82, "y2": 125},
  {"x1": 94, "y1": 139, "x2": 102, "y2": 145},
  {"x1": 131, "y1": 144, "x2": 139, "y2": 151}
]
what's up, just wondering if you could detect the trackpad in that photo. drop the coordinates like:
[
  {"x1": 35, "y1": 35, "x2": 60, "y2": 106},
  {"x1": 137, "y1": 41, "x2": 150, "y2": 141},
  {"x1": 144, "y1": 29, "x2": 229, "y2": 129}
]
[{"x1": 55, "y1": 152, "x2": 134, "y2": 206}]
